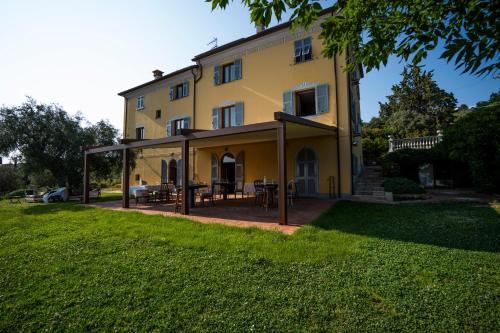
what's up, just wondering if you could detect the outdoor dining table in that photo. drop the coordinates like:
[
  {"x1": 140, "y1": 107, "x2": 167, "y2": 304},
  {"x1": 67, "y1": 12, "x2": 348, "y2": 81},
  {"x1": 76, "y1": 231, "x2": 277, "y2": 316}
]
[
  {"x1": 213, "y1": 181, "x2": 232, "y2": 200},
  {"x1": 263, "y1": 183, "x2": 278, "y2": 211},
  {"x1": 188, "y1": 184, "x2": 208, "y2": 208}
]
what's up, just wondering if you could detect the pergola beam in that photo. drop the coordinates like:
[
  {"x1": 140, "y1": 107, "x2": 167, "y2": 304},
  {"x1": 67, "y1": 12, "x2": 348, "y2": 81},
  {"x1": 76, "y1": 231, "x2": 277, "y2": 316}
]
[
  {"x1": 122, "y1": 148, "x2": 130, "y2": 208},
  {"x1": 181, "y1": 139, "x2": 189, "y2": 215},
  {"x1": 83, "y1": 153, "x2": 90, "y2": 204},
  {"x1": 277, "y1": 121, "x2": 288, "y2": 225}
]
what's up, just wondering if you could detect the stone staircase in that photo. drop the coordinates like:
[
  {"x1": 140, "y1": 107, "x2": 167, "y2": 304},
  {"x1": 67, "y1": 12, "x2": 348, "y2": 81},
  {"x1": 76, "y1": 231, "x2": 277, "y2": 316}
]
[{"x1": 351, "y1": 166, "x2": 389, "y2": 202}]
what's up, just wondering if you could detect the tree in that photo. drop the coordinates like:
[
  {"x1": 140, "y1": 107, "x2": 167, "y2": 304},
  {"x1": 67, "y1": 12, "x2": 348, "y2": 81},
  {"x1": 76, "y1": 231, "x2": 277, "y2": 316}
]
[
  {"x1": 361, "y1": 117, "x2": 388, "y2": 164},
  {"x1": 0, "y1": 98, "x2": 121, "y2": 191},
  {"x1": 379, "y1": 65, "x2": 457, "y2": 138},
  {"x1": 208, "y1": 0, "x2": 499, "y2": 76},
  {"x1": 440, "y1": 102, "x2": 500, "y2": 192}
]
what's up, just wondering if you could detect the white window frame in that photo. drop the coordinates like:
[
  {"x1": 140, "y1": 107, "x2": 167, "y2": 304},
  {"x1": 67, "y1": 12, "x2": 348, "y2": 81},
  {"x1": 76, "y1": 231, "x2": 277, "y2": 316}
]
[
  {"x1": 136, "y1": 96, "x2": 144, "y2": 110},
  {"x1": 135, "y1": 125, "x2": 145, "y2": 140}
]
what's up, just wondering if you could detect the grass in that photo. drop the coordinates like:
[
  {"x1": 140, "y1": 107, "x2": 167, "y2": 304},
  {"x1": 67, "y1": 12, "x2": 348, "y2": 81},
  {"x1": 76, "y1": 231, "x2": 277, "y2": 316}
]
[{"x1": 0, "y1": 200, "x2": 499, "y2": 332}]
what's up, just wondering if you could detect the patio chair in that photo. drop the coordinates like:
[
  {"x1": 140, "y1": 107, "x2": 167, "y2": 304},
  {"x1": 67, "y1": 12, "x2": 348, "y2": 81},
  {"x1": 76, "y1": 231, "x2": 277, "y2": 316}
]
[
  {"x1": 174, "y1": 187, "x2": 183, "y2": 213},
  {"x1": 234, "y1": 181, "x2": 244, "y2": 198},
  {"x1": 135, "y1": 189, "x2": 151, "y2": 205},
  {"x1": 200, "y1": 185, "x2": 215, "y2": 207},
  {"x1": 254, "y1": 180, "x2": 264, "y2": 206},
  {"x1": 158, "y1": 182, "x2": 169, "y2": 203}
]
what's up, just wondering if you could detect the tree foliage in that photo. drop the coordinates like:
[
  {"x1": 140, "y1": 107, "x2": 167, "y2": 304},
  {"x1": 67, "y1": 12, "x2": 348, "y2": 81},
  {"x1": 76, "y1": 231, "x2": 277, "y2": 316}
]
[
  {"x1": 207, "y1": 0, "x2": 499, "y2": 76},
  {"x1": 361, "y1": 117, "x2": 388, "y2": 164},
  {"x1": 0, "y1": 98, "x2": 121, "y2": 191},
  {"x1": 379, "y1": 65, "x2": 457, "y2": 138},
  {"x1": 440, "y1": 102, "x2": 500, "y2": 193}
]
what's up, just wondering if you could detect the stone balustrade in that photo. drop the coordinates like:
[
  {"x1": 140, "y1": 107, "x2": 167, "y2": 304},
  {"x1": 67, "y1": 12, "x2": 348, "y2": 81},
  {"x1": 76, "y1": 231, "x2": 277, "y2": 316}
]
[{"x1": 388, "y1": 131, "x2": 443, "y2": 152}]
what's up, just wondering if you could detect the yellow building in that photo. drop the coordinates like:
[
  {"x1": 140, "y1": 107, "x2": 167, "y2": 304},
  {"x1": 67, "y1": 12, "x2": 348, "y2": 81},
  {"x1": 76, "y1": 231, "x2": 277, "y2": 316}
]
[{"x1": 85, "y1": 8, "x2": 363, "y2": 224}]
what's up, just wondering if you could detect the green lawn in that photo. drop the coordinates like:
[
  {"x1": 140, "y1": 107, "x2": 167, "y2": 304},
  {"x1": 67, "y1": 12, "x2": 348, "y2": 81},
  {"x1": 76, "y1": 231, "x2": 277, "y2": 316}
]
[{"x1": 0, "y1": 200, "x2": 499, "y2": 332}]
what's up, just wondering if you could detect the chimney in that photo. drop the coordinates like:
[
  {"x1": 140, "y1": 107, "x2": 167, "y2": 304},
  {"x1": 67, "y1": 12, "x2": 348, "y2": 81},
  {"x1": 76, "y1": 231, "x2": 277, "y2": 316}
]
[
  {"x1": 152, "y1": 69, "x2": 164, "y2": 80},
  {"x1": 256, "y1": 23, "x2": 265, "y2": 33}
]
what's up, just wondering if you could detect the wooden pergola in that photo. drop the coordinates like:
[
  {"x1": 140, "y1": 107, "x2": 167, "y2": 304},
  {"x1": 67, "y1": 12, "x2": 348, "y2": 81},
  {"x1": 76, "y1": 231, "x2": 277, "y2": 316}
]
[{"x1": 83, "y1": 112, "x2": 336, "y2": 225}]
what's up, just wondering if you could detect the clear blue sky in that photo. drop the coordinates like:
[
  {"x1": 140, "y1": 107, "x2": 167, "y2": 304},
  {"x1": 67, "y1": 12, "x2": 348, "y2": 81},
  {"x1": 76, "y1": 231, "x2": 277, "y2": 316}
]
[{"x1": 1, "y1": 0, "x2": 498, "y2": 132}]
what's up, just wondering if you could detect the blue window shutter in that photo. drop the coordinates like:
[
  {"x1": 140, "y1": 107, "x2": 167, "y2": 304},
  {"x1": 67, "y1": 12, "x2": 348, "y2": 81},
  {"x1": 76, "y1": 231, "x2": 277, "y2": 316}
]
[
  {"x1": 235, "y1": 103, "x2": 244, "y2": 126},
  {"x1": 214, "y1": 65, "x2": 221, "y2": 85},
  {"x1": 183, "y1": 117, "x2": 191, "y2": 129},
  {"x1": 183, "y1": 82, "x2": 189, "y2": 97},
  {"x1": 315, "y1": 84, "x2": 329, "y2": 114},
  {"x1": 234, "y1": 59, "x2": 242, "y2": 80},
  {"x1": 169, "y1": 86, "x2": 174, "y2": 101},
  {"x1": 212, "y1": 107, "x2": 220, "y2": 129},
  {"x1": 283, "y1": 90, "x2": 294, "y2": 114},
  {"x1": 166, "y1": 121, "x2": 172, "y2": 136},
  {"x1": 303, "y1": 37, "x2": 312, "y2": 58}
]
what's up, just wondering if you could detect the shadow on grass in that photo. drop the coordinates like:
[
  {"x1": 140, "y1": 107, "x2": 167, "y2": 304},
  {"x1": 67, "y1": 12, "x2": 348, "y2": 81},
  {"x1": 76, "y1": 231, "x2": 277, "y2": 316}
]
[
  {"x1": 312, "y1": 201, "x2": 500, "y2": 253},
  {"x1": 22, "y1": 202, "x2": 89, "y2": 215}
]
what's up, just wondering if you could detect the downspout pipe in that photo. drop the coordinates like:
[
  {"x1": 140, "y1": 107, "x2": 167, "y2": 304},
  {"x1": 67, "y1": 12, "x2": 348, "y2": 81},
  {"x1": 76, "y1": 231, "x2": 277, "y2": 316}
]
[
  {"x1": 334, "y1": 55, "x2": 341, "y2": 198},
  {"x1": 190, "y1": 62, "x2": 203, "y2": 181}
]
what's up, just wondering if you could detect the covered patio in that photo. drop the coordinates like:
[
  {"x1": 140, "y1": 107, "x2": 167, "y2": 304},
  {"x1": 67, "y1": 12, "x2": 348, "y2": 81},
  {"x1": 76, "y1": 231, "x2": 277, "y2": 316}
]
[
  {"x1": 83, "y1": 112, "x2": 337, "y2": 225},
  {"x1": 89, "y1": 196, "x2": 336, "y2": 234}
]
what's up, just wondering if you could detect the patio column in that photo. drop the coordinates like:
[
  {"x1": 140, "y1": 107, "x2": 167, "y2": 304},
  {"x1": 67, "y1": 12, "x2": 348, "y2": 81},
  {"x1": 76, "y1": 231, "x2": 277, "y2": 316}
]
[
  {"x1": 181, "y1": 139, "x2": 189, "y2": 215},
  {"x1": 277, "y1": 121, "x2": 288, "y2": 225},
  {"x1": 122, "y1": 148, "x2": 130, "y2": 208},
  {"x1": 83, "y1": 152, "x2": 90, "y2": 204}
]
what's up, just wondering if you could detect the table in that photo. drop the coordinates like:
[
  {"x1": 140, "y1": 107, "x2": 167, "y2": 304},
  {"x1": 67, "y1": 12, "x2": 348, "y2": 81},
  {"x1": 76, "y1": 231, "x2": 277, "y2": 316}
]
[
  {"x1": 189, "y1": 184, "x2": 208, "y2": 208},
  {"x1": 263, "y1": 183, "x2": 278, "y2": 211},
  {"x1": 213, "y1": 181, "x2": 232, "y2": 200}
]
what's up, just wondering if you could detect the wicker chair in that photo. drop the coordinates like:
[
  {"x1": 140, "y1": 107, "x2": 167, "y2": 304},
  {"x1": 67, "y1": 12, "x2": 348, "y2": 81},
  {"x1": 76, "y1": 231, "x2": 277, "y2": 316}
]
[
  {"x1": 254, "y1": 180, "x2": 264, "y2": 206},
  {"x1": 234, "y1": 181, "x2": 244, "y2": 198}
]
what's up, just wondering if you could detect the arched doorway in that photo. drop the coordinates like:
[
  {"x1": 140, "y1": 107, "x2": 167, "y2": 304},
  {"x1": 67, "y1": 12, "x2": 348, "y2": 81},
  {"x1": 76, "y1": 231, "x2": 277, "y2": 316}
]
[
  {"x1": 296, "y1": 148, "x2": 318, "y2": 196},
  {"x1": 221, "y1": 153, "x2": 235, "y2": 193},
  {"x1": 168, "y1": 159, "x2": 177, "y2": 184}
]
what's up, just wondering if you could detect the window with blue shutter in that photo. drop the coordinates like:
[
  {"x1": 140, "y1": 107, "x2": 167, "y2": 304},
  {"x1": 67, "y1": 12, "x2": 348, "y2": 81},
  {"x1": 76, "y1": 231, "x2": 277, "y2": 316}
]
[
  {"x1": 234, "y1": 59, "x2": 242, "y2": 80},
  {"x1": 182, "y1": 117, "x2": 190, "y2": 130},
  {"x1": 283, "y1": 90, "x2": 294, "y2": 114},
  {"x1": 214, "y1": 65, "x2": 221, "y2": 85},
  {"x1": 234, "y1": 103, "x2": 244, "y2": 126},
  {"x1": 170, "y1": 82, "x2": 189, "y2": 100},
  {"x1": 169, "y1": 86, "x2": 174, "y2": 101},
  {"x1": 166, "y1": 121, "x2": 172, "y2": 137},
  {"x1": 212, "y1": 107, "x2": 220, "y2": 129},
  {"x1": 315, "y1": 84, "x2": 329, "y2": 114}
]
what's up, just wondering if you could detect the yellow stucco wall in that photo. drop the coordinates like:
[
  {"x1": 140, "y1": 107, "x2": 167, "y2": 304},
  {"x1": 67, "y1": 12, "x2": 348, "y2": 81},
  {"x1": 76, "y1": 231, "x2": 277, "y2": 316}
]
[{"x1": 123, "y1": 24, "x2": 361, "y2": 196}]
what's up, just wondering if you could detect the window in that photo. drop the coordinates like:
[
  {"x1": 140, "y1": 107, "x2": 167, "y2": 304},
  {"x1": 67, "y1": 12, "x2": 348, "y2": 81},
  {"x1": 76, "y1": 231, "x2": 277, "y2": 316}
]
[
  {"x1": 169, "y1": 82, "x2": 189, "y2": 101},
  {"x1": 214, "y1": 59, "x2": 242, "y2": 85},
  {"x1": 136, "y1": 96, "x2": 144, "y2": 110},
  {"x1": 213, "y1": 103, "x2": 244, "y2": 129},
  {"x1": 135, "y1": 174, "x2": 140, "y2": 181},
  {"x1": 135, "y1": 127, "x2": 144, "y2": 140},
  {"x1": 223, "y1": 62, "x2": 236, "y2": 83},
  {"x1": 283, "y1": 84, "x2": 328, "y2": 116},
  {"x1": 167, "y1": 117, "x2": 190, "y2": 136},
  {"x1": 295, "y1": 89, "x2": 316, "y2": 117},
  {"x1": 155, "y1": 110, "x2": 161, "y2": 119},
  {"x1": 294, "y1": 37, "x2": 312, "y2": 64}
]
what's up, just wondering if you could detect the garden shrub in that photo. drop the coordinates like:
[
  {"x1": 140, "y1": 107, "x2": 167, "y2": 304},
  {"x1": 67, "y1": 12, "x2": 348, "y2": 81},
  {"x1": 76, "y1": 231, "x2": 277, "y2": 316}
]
[
  {"x1": 440, "y1": 103, "x2": 500, "y2": 193},
  {"x1": 383, "y1": 177, "x2": 425, "y2": 194},
  {"x1": 382, "y1": 149, "x2": 434, "y2": 181}
]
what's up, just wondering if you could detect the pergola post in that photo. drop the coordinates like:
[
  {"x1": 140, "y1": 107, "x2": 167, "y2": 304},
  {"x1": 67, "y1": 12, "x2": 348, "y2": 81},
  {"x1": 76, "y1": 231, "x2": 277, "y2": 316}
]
[
  {"x1": 277, "y1": 121, "x2": 288, "y2": 225},
  {"x1": 83, "y1": 152, "x2": 90, "y2": 204},
  {"x1": 181, "y1": 139, "x2": 189, "y2": 215},
  {"x1": 122, "y1": 148, "x2": 130, "y2": 208}
]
